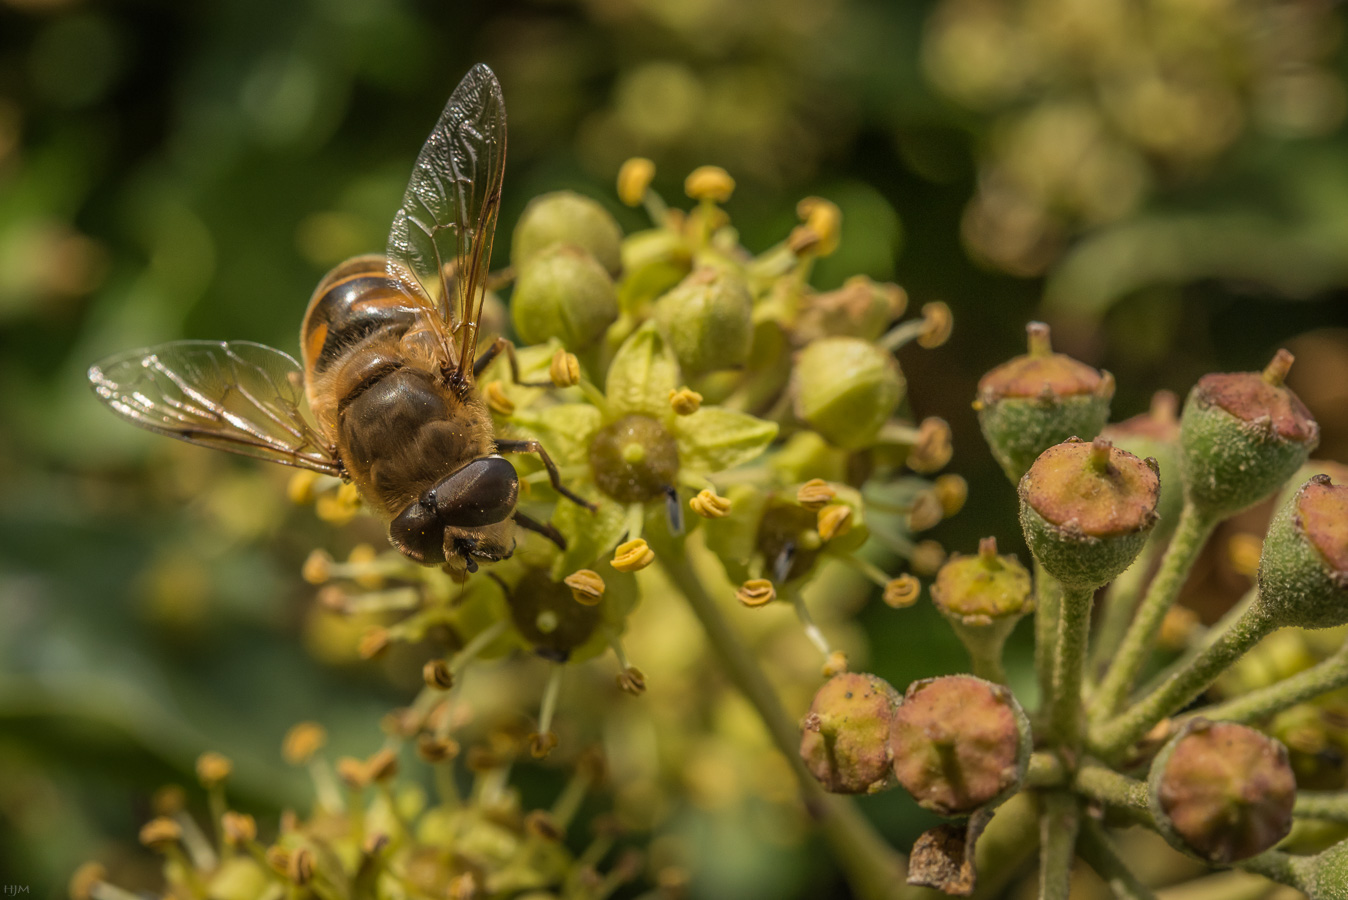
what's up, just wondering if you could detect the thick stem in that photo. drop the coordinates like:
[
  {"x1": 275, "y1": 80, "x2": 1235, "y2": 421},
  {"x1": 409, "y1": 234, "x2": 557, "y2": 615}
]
[
  {"x1": 1294, "y1": 790, "x2": 1348, "y2": 823},
  {"x1": 1038, "y1": 791, "x2": 1080, "y2": 900},
  {"x1": 1090, "y1": 603, "x2": 1277, "y2": 760},
  {"x1": 947, "y1": 617, "x2": 1014, "y2": 685},
  {"x1": 1237, "y1": 849, "x2": 1311, "y2": 891},
  {"x1": 1077, "y1": 818, "x2": 1157, "y2": 900},
  {"x1": 1050, "y1": 585, "x2": 1095, "y2": 749},
  {"x1": 1092, "y1": 504, "x2": 1216, "y2": 722},
  {"x1": 1035, "y1": 562, "x2": 1062, "y2": 714},
  {"x1": 653, "y1": 547, "x2": 913, "y2": 900},
  {"x1": 1074, "y1": 764, "x2": 1150, "y2": 819},
  {"x1": 1088, "y1": 540, "x2": 1158, "y2": 683},
  {"x1": 1193, "y1": 642, "x2": 1348, "y2": 725}
]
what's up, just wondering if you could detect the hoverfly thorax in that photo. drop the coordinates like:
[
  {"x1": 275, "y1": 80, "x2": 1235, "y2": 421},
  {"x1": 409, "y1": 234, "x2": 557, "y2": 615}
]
[{"x1": 89, "y1": 64, "x2": 593, "y2": 575}]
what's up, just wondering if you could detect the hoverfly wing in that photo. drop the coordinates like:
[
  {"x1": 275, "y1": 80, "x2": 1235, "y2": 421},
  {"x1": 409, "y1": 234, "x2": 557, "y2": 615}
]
[
  {"x1": 386, "y1": 63, "x2": 506, "y2": 383},
  {"x1": 88, "y1": 340, "x2": 342, "y2": 476}
]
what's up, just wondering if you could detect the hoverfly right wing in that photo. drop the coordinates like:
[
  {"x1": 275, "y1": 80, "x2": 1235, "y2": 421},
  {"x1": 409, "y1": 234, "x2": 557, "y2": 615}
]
[
  {"x1": 386, "y1": 63, "x2": 506, "y2": 383},
  {"x1": 89, "y1": 340, "x2": 343, "y2": 476}
]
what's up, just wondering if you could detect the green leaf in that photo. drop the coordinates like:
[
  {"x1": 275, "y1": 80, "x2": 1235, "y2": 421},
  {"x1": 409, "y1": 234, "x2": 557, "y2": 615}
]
[
  {"x1": 674, "y1": 406, "x2": 779, "y2": 476},
  {"x1": 605, "y1": 320, "x2": 680, "y2": 419},
  {"x1": 551, "y1": 493, "x2": 628, "y2": 578}
]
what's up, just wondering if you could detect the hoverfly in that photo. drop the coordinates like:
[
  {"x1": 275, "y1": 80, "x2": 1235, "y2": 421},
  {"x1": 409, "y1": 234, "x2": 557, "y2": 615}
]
[{"x1": 89, "y1": 64, "x2": 591, "y2": 575}]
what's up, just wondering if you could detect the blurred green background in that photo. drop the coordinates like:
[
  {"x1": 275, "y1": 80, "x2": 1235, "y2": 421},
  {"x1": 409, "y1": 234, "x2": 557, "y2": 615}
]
[{"x1": 5, "y1": 0, "x2": 1348, "y2": 895}]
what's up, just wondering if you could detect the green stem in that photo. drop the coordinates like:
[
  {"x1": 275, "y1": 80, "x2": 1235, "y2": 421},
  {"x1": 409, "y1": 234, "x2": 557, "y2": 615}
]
[
  {"x1": 1077, "y1": 818, "x2": 1157, "y2": 900},
  {"x1": 1090, "y1": 602, "x2": 1276, "y2": 760},
  {"x1": 1136, "y1": 587, "x2": 1258, "y2": 699},
  {"x1": 1092, "y1": 504, "x2": 1216, "y2": 722},
  {"x1": 1025, "y1": 752, "x2": 1066, "y2": 790},
  {"x1": 1192, "y1": 641, "x2": 1348, "y2": 725},
  {"x1": 1074, "y1": 764, "x2": 1150, "y2": 821},
  {"x1": 969, "y1": 791, "x2": 1043, "y2": 900},
  {"x1": 653, "y1": 544, "x2": 913, "y2": 900},
  {"x1": 947, "y1": 617, "x2": 1013, "y2": 684},
  {"x1": 1155, "y1": 871, "x2": 1286, "y2": 900},
  {"x1": 1038, "y1": 792, "x2": 1080, "y2": 900},
  {"x1": 1051, "y1": 585, "x2": 1095, "y2": 749},
  {"x1": 1088, "y1": 540, "x2": 1159, "y2": 684},
  {"x1": 1035, "y1": 562, "x2": 1062, "y2": 714},
  {"x1": 1237, "y1": 850, "x2": 1311, "y2": 891},
  {"x1": 1294, "y1": 790, "x2": 1348, "y2": 823}
]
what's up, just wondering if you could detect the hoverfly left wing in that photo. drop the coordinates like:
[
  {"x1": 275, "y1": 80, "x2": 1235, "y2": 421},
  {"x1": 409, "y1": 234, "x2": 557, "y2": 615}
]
[
  {"x1": 386, "y1": 63, "x2": 506, "y2": 385},
  {"x1": 89, "y1": 340, "x2": 343, "y2": 476}
]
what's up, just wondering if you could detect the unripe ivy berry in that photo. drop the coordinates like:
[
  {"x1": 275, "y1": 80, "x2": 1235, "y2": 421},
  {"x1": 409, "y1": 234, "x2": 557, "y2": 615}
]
[
  {"x1": 511, "y1": 245, "x2": 619, "y2": 349},
  {"x1": 1148, "y1": 720, "x2": 1296, "y2": 864},
  {"x1": 653, "y1": 267, "x2": 753, "y2": 376},
  {"x1": 888, "y1": 675, "x2": 1030, "y2": 816},
  {"x1": 1019, "y1": 437, "x2": 1160, "y2": 590},
  {"x1": 931, "y1": 537, "x2": 1033, "y2": 677},
  {"x1": 509, "y1": 570, "x2": 602, "y2": 663},
  {"x1": 1180, "y1": 350, "x2": 1319, "y2": 519},
  {"x1": 1255, "y1": 475, "x2": 1348, "y2": 630},
  {"x1": 512, "y1": 190, "x2": 623, "y2": 276},
  {"x1": 975, "y1": 322, "x2": 1114, "y2": 482},
  {"x1": 791, "y1": 337, "x2": 905, "y2": 450},
  {"x1": 799, "y1": 672, "x2": 901, "y2": 794},
  {"x1": 588, "y1": 415, "x2": 680, "y2": 503}
]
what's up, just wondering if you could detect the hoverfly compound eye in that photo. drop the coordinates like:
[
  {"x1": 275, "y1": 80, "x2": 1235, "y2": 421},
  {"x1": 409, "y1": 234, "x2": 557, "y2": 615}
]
[{"x1": 431, "y1": 456, "x2": 520, "y2": 527}]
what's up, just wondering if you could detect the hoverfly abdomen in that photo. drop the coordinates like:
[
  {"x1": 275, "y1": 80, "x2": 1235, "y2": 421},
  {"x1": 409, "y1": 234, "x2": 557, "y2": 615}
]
[{"x1": 301, "y1": 255, "x2": 421, "y2": 377}]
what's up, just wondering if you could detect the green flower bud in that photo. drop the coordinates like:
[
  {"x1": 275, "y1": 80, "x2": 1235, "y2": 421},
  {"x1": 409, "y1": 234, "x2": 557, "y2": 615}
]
[
  {"x1": 931, "y1": 537, "x2": 1033, "y2": 678},
  {"x1": 1255, "y1": 475, "x2": 1348, "y2": 630},
  {"x1": 588, "y1": 414, "x2": 680, "y2": 503},
  {"x1": 1018, "y1": 437, "x2": 1159, "y2": 590},
  {"x1": 1180, "y1": 350, "x2": 1319, "y2": 518},
  {"x1": 653, "y1": 267, "x2": 753, "y2": 376},
  {"x1": 975, "y1": 322, "x2": 1114, "y2": 482},
  {"x1": 791, "y1": 337, "x2": 905, "y2": 450},
  {"x1": 620, "y1": 228, "x2": 692, "y2": 309},
  {"x1": 511, "y1": 245, "x2": 619, "y2": 349},
  {"x1": 799, "y1": 672, "x2": 901, "y2": 794},
  {"x1": 888, "y1": 675, "x2": 1030, "y2": 816},
  {"x1": 509, "y1": 569, "x2": 603, "y2": 663},
  {"x1": 512, "y1": 190, "x2": 623, "y2": 276},
  {"x1": 1100, "y1": 390, "x2": 1182, "y2": 535},
  {"x1": 1148, "y1": 720, "x2": 1295, "y2": 864}
]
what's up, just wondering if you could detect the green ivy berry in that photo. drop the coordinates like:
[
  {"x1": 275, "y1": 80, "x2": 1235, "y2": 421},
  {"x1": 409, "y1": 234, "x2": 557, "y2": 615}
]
[
  {"x1": 512, "y1": 190, "x2": 623, "y2": 276},
  {"x1": 800, "y1": 673, "x2": 901, "y2": 795},
  {"x1": 791, "y1": 337, "x2": 905, "y2": 450},
  {"x1": 1255, "y1": 475, "x2": 1348, "y2": 630},
  {"x1": 511, "y1": 245, "x2": 619, "y2": 349}
]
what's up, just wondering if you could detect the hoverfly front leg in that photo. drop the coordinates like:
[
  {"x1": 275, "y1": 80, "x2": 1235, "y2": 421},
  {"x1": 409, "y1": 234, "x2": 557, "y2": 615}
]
[
  {"x1": 475, "y1": 337, "x2": 554, "y2": 387},
  {"x1": 514, "y1": 511, "x2": 568, "y2": 550},
  {"x1": 495, "y1": 439, "x2": 597, "y2": 511}
]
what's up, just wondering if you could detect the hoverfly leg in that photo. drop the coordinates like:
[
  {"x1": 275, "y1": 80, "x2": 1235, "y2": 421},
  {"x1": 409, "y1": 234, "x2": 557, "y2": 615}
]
[
  {"x1": 664, "y1": 486, "x2": 684, "y2": 536},
  {"x1": 495, "y1": 439, "x2": 597, "y2": 511},
  {"x1": 514, "y1": 511, "x2": 567, "y2": 550},
  {"x1": 474, "y1": 337, "x2": 553, "y2": 387}
]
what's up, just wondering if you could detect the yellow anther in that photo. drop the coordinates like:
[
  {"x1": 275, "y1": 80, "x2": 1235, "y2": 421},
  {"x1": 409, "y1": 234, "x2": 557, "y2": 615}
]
[
  {"x1": 908, "y1": 417, "x2": 953, "y2": 473},
  {"x1": 282, "y1": 721, "x2": 327, "y2": 765},
  {"x1": 287, "y1": 847, "x2": 315, "y2": 886},
  {"x1": 221, "y1": 811, "x2": 257, "y2": 847},
  {"x1": 933, "y1": 474, "x2": 968, "y2": 518},
  {"x1": 485, "y1": 380, "x2": 515, "y2": 416},
  {"x1": 668, "y1": 387, "x2": 703, "y2": 415},
  {"x1": 564, "y1": 568, "x2": 606, "y2": 605},
  {"x1": 910, "y1": 540, "x2": 947, "y2": 576},
  {"x1": 416, "y1": 734, "x2": 460, "y2": 763},
  {"x1": 335, "y1": 756, "x2": 369, "y2": 790},
  {"x1": 195, "y1": 751, "x2": 233, "y2": 787},
  {"x1": 525, "y1": 809, "x2": 565, "y2": 842},
  {"x1": 365, "y1": 748, "x2": 399, "y2": 783},
  {"x1": 817, "y1": 504, "x2": 853, "y2": 541},
  {"x1": 690, "y1": 488, "x2": 732, "y2": 518},
  {"x1": 797, "y1": 196, "x2": 842, "y2": 256},
  {"x1": 797, "y1": 478, "x2": 836, "y2": 510},
  {"x1": 736, "y1": 578, "x2": 776, "y2": 608},
  {"x1": 685, "y1": 165, "x2": 735, "y2": 203},
  {"x1": 617, "y1": 666, "x2": 647, "y2": 695},
  {"x1": 347, "y1": 542, "x2": 383, "y2": 589},
  {"x1": 821, "y1": 650, "x2": 849, "y2": 677},
  {"x1": 69, "y1": 862, "x2": 108, "y2": 900},
  {"x1": 1228, "y1": 533, "x2": 1263, "y2": 580},
  {"x1": 151, "y1": 784, "x2": 186, "y2": 816},
  {"x1": 138, "y1": 817, "x2": 182, "y2": 851},
  {"x1": 917, "y1": 301, "x2": 953, "y2": 348},
  {"x1": 529, "y1": 731, "x2": 559, "y2": 759},
  {"x1": 358, "y1": 627, "x2": 390, "y2": 660},
  {"x1": 883, "y1": 575, "x2": 922, "y2": 608},
  {"x1": 618, "y1": 157, "x2": 656, "y2": 207},
  {"x1": 302, "y1": 549, "x2": 333, "y2": 584},
  {"x1": 611, "y1": 538, "x2": 655, "y2": 572},
  {"x1": 550, "y1": 349, "x2": 581, "y2": 388},
  {"x1": 316, "y1": 481, "x2": 361, "y2": 524},
  {"x1": 287, "y1": 469, "x2": 321, "y2": 504},
  {"x1": 907, "y1": 491, "x2": 945, "y2": 532},
  {"x1": 423, "y1": 658, "x2": 454, "y2": 690}
]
